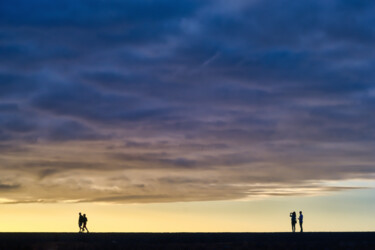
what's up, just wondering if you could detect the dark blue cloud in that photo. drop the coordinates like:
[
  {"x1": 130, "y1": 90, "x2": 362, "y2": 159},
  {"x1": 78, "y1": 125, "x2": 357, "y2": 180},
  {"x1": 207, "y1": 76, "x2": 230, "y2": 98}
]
[
  {"x1": 1, "y1": 0, "x2": 374, "y2": 144},
  {"x1": 0, "y1": 103, "x2": 19, "y2": 112},
  {"x1": 32, "y1": 82, "x2": 173, "y2": 123},
  {"x1": 0, "y1": 0, "x2": 204, "y2": 27},
  {"x1": 0, "y1": 73, "x2": 39, "y2": 98},
  {"x1": 46, "y1": 120, "x2": 107, "y2": 141}
]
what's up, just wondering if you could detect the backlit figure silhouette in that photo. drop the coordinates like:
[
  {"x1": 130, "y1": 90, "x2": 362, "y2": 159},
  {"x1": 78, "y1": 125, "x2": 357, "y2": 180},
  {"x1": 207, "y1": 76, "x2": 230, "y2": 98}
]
[
  {"x1": 299, "y1": 211, "x2": 303, "y2": 232},
  {"x1": 82, "y1": 214, "x2": 89, "y2": 233},
  {"x1": 290, "y1": 211, "x2": 297, "y2": 232},
  {"x1": 78, "y1": 212, "x2": 84, "y2": 233}
]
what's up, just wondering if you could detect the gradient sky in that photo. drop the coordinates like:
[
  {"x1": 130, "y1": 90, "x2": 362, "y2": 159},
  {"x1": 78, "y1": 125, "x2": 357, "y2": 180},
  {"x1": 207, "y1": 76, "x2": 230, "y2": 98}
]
[{"x1": 0, "y1": 0, "x2": 375, "y2": 232}]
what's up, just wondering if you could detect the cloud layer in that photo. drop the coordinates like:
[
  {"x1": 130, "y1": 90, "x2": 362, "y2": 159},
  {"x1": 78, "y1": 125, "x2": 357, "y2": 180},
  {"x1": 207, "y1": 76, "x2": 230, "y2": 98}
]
[{"x1": 0, "y1": 0, "x2": 375, "y2": 203}]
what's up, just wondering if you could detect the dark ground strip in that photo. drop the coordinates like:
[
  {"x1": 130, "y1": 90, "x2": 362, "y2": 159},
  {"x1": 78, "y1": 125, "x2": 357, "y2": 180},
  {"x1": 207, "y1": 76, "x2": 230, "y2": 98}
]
[{"x1": 0, "y1": 232, "x2": 374, "y2": 250}]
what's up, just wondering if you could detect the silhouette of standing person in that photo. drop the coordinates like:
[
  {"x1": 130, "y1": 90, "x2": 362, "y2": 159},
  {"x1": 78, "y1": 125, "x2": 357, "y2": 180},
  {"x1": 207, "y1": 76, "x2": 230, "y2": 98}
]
[
  {"x1": 299, "y1": 211, "x2": 303, "y2": 232},
  {"x1": 82, "y1": 214, "x2": 89, "y2": 233},
  {"x1": 78, "y1": 212, "x2": 83, "y2": 233},
  {"x1": 290, "y1": 211, "x2": 297, "y2": 232}
]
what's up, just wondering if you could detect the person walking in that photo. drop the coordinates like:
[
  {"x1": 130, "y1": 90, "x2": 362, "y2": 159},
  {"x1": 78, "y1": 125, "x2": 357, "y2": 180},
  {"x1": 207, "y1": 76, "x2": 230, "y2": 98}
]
[
  {"x1": 298, "y1": 211, "x2": 303, "y2": 232},
  {"x1": 82, "y1": 214, "x2": 89, "y2": 233},
  {"x1": 78, "y1": 213, "x2": 83, "y2": 233},
  {"x1": 290, "y1": 211, "x2": 297, "y2": 232}
]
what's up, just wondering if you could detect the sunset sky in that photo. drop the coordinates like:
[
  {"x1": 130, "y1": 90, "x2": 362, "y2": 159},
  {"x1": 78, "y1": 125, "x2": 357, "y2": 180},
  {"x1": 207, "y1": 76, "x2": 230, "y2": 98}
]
[{"x1": 0, "y1": 0, "x2": 375, "y2": 232}]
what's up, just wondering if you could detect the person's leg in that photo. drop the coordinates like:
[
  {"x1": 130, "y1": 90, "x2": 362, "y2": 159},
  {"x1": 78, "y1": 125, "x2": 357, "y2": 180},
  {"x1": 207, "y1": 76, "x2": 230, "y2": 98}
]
[{"x1": 300, "y1": 222, "x2": 303, "y2": 232}]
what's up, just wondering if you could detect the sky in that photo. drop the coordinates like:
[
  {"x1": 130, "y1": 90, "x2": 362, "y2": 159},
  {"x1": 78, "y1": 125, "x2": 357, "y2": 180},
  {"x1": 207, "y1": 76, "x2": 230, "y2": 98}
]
[{"x1": 0, "y1": 0, "x2": 375, "y2": 232}]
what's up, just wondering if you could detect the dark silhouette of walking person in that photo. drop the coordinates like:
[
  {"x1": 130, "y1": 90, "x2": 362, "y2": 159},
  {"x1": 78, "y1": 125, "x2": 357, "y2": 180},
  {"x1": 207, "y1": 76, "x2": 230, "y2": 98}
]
[
  {"x1": 299, "y1": 211, "x2": 303, "y2": 232},
  {"x1": 290, "y1": 211, "x2": 297, "y2": 232},
  {"x1": 78, "y1": 212, "x2": 84, "y2": 233},
  {"x1": 82, "y1": 214, "x2": 89, "y2": 233}
]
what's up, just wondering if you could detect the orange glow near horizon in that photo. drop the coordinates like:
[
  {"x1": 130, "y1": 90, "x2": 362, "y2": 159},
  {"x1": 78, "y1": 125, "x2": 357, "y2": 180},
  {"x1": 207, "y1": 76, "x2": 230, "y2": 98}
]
[{"x1": 0, "y1": 189, "x2": 374, "y2": 232}]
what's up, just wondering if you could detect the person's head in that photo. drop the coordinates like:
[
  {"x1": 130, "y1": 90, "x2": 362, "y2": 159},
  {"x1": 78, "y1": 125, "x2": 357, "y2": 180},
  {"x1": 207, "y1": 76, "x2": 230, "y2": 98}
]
[
  {"x1": 79, "y1": 212, "x2": 82, "y2": 215},
  {"x1": 83, "y1": 214, "x2": 86, "y2": 217},
  {"x1": 300, "y1": 211, "x2": 302, "y2": 214}
]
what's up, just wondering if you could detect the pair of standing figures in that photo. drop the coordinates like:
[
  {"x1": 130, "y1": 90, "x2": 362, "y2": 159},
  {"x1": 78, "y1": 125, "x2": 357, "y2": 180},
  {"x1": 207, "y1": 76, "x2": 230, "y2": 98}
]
[
  {"x1": 290, "y1": 211, "x2": 303, "y2": 232},
  {"x1": 78, "y1": 212, "x2": 89, "y2": 233}
]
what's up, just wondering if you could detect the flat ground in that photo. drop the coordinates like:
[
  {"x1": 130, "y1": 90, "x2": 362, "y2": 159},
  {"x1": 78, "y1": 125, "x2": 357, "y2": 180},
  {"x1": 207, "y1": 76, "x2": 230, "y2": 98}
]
[{"x1": 0, "y1": 232, "x2": 374, "y2": 250}]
